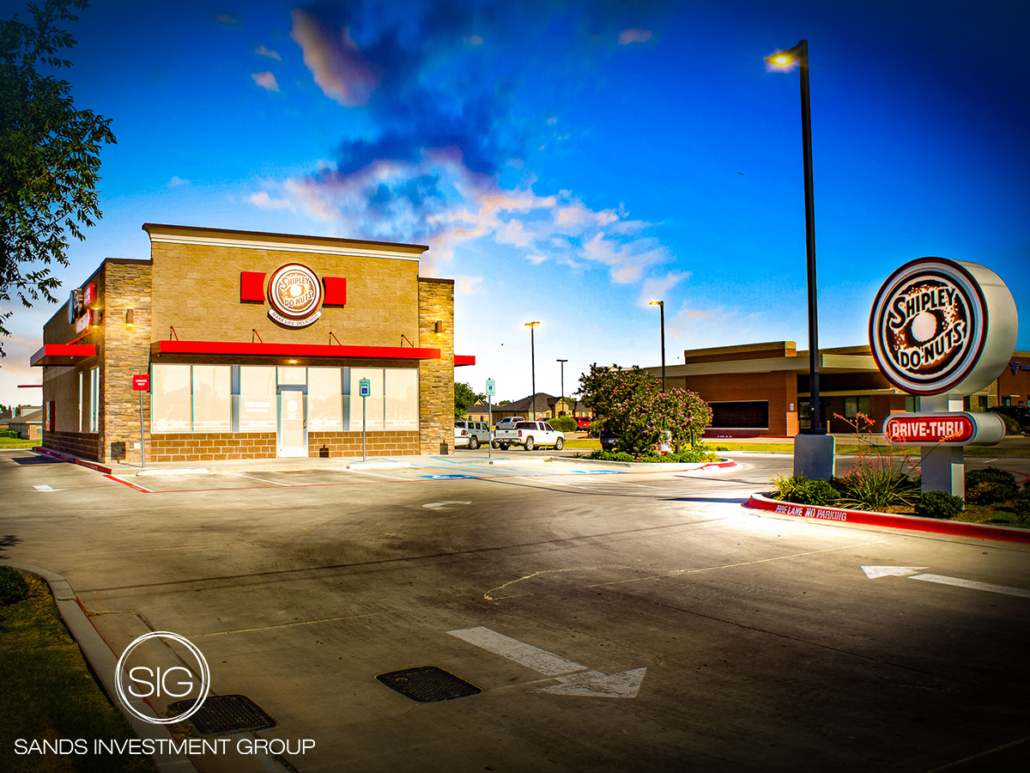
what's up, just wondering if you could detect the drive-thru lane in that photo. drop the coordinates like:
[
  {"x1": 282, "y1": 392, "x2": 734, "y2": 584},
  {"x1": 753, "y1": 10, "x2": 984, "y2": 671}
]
[{"x1": 2, "y1": 449, "x2": 1028, "y2": 773}]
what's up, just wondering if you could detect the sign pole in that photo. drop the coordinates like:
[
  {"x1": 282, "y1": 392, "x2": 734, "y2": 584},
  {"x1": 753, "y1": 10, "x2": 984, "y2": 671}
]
[
  {"x1": 140, "y1": 389, "x2": 146, "y2": 470},
  {"x1": 485, "y1": 378, "x2": 496, "y2": 461},
  {"x1": 362, "y1": 395, "x2": 367, "y2": 461}
]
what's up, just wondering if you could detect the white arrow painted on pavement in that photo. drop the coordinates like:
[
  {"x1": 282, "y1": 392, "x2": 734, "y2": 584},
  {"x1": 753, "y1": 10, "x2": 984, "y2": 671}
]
[
  {"x1": 862, "y1": 566, "x2": 1030, "y2": 599},
  {"x1": 422, "y1": 501, "x2": 472, "y2": 511},
  {"x1": 448, "y1": 626, "x2": 646, "y2": 699},
  {"x1": 33, "y1": 484, "x2": 61, "y2": 492}
]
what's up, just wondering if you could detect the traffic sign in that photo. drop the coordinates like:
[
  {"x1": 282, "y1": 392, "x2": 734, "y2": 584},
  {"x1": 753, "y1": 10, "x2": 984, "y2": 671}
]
[
  {"x1": 132, "y1": 375, "x2": 150, "y2": 392},
  {"x1": 485, "y1": 379, "x2": 495, "y2": 396},
  {"x1": 359, "y1": 378, "x2": 371, "y2": 397}
]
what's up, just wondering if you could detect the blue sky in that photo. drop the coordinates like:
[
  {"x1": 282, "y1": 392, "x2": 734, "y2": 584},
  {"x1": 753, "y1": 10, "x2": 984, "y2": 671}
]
[{"x1": 2, "y1": 0, "x2": 1027, "y2": 407}]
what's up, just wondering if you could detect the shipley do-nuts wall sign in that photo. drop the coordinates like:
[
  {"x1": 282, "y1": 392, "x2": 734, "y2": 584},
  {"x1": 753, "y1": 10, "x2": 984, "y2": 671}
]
[
  {"x1": 267, "y1": 263, "x2": 323, "y2": 328},
  {"x1": 869, "y1": 257, "x2": 1017, "y2": 451}
]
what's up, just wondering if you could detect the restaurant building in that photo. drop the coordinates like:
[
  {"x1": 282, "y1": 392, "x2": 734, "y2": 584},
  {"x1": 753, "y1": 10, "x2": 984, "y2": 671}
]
[
  {"x1": 32, "y1": 224, "x2": 474, "y2": 465},
  {"x1": 642, "y1": 341, "x2": 1028, "y2": 438}
]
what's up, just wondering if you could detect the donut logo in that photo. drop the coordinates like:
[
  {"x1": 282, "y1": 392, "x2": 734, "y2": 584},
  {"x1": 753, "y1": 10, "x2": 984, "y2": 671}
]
[
  {"x1": 869, "y1": 258, "x2": 988, "y2": 396},
  {"x1": 267, "y1": 264, "x2": 322, "y2": 328}
]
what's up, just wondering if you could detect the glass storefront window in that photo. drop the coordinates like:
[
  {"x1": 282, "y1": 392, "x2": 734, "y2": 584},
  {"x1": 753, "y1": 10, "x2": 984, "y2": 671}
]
[
  {"x1": 192, "y1": 365, "x2": 231, "y2": 433},
  {"x1": 239, "y1": 366, "x2": 277, "y2": 432},
  {"x1": 385, "y1": 369, "x2": 418, "y2": 430},
  {"x1": 349, "y1": 368, "x2": 384, "y2": 430},
  {"x1": 278, "y1": 367, "x2": 306, "y2": 386},
  {"x1": 308, "y1": 367, "x2": 343, "y2": 432},
  {"x1": 152, "y1": 364, "x2": 191, "y2": 433}
]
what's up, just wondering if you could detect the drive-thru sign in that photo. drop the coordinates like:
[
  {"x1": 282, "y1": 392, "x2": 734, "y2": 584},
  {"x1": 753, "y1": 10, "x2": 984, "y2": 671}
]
[{"x1": 869, "y1": 257, "x2": 1017, "y2": 495}]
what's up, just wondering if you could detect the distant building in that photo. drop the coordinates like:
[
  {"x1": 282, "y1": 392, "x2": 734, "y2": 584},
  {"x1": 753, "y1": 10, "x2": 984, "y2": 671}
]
[
  {"x1": 0, "y1": 407, "x2": 42, "y2": 440},
  {"x1": 468, "y1": 393, "x2": 591, "y2": 424},
  {"x1": 640, "y1": 341, "x2": 1028, "y2": 438}
]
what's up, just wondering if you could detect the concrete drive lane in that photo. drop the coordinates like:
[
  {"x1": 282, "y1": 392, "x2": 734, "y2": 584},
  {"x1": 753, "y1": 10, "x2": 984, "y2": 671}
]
[{"x1": 2, "y1": 449, "x2": 1028, "y2": 773}]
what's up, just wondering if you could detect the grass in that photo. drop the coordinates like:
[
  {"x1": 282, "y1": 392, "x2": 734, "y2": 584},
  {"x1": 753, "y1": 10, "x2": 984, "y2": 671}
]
[
  {"x1": 0, "y1": 571, "x2": 156, "y2": 773},
  {"x1": 951, "y1": 503, "x2": 1029, "y2": 529},
  {"x1": 0, "y1": 436, "x2": 37, "y2": 449}
]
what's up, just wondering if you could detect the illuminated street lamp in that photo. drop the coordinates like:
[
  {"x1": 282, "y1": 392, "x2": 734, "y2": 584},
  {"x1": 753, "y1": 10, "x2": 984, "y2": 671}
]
[
  {"x1": 766, "y1": 39, "x2": 824, "y2": 436},
  {"x1": 649, "y1": 300, "x2": 665, "y2": 392},
  {"x1": 526, "y1": 321, "x2": 540, "y2": 420}
]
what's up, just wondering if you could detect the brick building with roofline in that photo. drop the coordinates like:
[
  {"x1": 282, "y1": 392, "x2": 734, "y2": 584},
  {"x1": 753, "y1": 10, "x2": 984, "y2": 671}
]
[{"x1": 32, "y1": 224, "x2": 474, "y2": 465}]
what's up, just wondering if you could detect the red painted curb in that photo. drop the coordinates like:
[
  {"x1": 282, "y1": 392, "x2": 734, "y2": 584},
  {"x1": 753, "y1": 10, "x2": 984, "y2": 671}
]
[
  {"x1": 103, "y1": 474, "x2": 153, "y2": 493},
  {"x1": 33, "y1": 446, "x2": 112, "y2": 475},
  {"x1": 744, "y1": 493, "x2": 1030, "y2": 545}
]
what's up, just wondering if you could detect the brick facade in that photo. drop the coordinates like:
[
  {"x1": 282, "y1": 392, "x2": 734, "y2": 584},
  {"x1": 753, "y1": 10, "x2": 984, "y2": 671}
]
[{"x1": 38, "y1": 225, "x2": 456, "y2": 464}]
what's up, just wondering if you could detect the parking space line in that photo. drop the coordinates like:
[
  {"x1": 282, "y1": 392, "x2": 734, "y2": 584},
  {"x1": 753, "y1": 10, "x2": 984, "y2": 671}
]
[
  {"x1": 224, "y1": 471, "x2": 292, "y2": 486},
  {"x1": 103, "y1": 475, "x2": 154, "y2": 493},
  {"x1": 341, "y1": 468, "x2": 411, "y2": 480}
]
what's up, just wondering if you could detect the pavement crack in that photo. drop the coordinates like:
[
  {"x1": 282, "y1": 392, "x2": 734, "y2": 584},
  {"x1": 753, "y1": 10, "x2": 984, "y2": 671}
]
[{"x1": 484, "y1": 565, "x2": 622, "y2": 602}]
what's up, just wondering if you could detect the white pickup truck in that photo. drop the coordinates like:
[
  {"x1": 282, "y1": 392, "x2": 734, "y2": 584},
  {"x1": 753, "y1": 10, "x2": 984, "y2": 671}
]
[{"x1": 493, "y1": 420, "x2": 565, "y2": 451}]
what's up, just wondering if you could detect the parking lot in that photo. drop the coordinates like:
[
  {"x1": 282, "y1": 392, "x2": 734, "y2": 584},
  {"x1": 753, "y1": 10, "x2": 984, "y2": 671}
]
[{"x1": 3, "y1": 448, "x2": 1029, "y2": 772}]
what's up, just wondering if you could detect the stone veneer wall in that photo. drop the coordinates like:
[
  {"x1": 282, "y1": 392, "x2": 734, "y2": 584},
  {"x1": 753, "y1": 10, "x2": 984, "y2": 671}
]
[
  {"x1": 101, "y1": 262, "x2": 153, "y2": 464},
  {"x1": 417, "y1": 278, "x2": 454, "y2": 455}
]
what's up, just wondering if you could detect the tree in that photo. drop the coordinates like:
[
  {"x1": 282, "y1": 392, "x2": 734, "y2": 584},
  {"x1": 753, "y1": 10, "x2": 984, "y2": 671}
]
[
  {"x1": 0, "y1": 0, "x2": 116, "y2": 357},
  {"x1": 454, "y1": 382, "x2": 482, "y2": 419},
  {"x1": 578, "y1": 363, "x2": 712, "y2": 456}
]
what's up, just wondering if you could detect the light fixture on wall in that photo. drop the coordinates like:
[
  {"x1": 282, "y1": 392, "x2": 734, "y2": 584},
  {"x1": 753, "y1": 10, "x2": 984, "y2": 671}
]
[
  {"x1": 125, "y1": 308, "x2": 134, "y2": 328},
  {"x1": 435, "y1": 320, "x2": 445, "y2": 334}
]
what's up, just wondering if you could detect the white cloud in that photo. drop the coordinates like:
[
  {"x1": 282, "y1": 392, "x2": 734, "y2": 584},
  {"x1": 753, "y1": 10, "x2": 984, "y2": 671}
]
[
  {"x1": 252, "y1": 71, "x2": 279, "y2": 92},
  {"x1": 464, "y1": 35, "x2": 483, "y2": 46},
  {"x1": 637, "y1": 271, "x2": 691, "y2": 308},
  {"x1": 619, "y1": 28, "x2": 652, "y2": 45},
  {"x1": 290, "y1": 9, "x2": 379, "y2": 106},
  {"x1": 580, "y1": 233, "x2": 671, "y2": 284},
  {"x1": 255, "y1": 45, "x2": 281, "y2": 60},
  {"x1": 247, "y1": 191, "x2": 294, "y2": 211},
  {"x1": 456, "y1": 276, "x2": 483, "y2": 295},
  {"x1": 216, "y1": 14, "x2": 238, "y2": 25},
  {"x1": 167, "y1": 176, "x2": 190, "y2": 188}
]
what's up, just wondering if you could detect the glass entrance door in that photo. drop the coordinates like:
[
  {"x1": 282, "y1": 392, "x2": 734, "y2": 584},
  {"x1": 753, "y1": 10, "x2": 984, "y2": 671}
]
[{"x1": 277, "y1": 387, "x2": 307, "y2": 457}]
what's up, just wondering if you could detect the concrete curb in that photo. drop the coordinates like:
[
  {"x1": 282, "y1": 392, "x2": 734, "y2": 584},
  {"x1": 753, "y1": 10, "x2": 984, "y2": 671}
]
[
  {"x1": 743, "y1": 492, "x2": 1030, "y2": 544},
  {"x1": 548, "y1": 456, "x2": 737, "y2": 472},
  {"x1": 32, "y1": 446, "x2": 112, "y2": 475},
  {"x1": 0, "y1": 560, "x2": 198, "y2": 772}
]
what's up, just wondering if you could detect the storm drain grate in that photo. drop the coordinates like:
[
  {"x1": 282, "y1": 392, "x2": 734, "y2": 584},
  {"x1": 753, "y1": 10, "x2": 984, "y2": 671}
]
[
  {"x1": 376, "y1": 666, "x2": 481, "y2": 702},
  {"x1": 168, "y1": 694, "x2": 276, "y2": 735}
]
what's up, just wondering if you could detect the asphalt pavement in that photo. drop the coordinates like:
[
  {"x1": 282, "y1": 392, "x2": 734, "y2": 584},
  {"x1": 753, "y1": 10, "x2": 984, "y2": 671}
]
[{"x1": 2, "y1": 448, "x2": 1029, "y2": 773}]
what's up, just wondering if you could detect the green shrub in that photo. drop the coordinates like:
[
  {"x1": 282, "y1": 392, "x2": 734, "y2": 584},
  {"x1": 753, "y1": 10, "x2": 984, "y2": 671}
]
[
  {"x1": 548, "y1": 416, "x2": 577, "y2": 433},
  {"x1": 987, "y1": 409, "x2": 1022, "y2": 435},
  {"x1": 914, "y1": 490, "x2": 965, "y2": 519},
  {"x1": 964, "y1": 467, "x2": 1019, "y2": 504},
  {"x1": 0, "y1": 566, "x2": 29, "y2": 606},
  {"x1": 1014, "y1": 488, "x2": 1030, "y2": 521},
  {"x1": 772, "y1": 475, "x2": 840, "y2": 506},
  {"x1": 590, "y1": 450, "x2": 634, "y2": 462},
  {"x1": 835, "y1": 466, "x2": 920, "y2": 511}
]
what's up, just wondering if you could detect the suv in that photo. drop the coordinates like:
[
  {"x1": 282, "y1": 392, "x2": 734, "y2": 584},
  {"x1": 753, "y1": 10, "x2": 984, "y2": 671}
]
[
  {"x1": 575, "y1": 416, "x2": 592, "y2": 430},
  {"x1": 454, "y1": 420, "x2": 491, "y2": 449}
]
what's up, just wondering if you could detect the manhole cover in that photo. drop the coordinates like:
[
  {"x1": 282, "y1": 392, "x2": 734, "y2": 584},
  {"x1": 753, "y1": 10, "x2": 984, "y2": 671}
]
[
  {"x1": 376, "y1": 666, "x2": 481, "y2": 702},
  {"x1": 168, "y1": 694, "x2": 275, "y2": 735}
]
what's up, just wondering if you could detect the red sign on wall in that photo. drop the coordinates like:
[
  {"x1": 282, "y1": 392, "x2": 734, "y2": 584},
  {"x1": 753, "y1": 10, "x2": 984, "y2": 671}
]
[
  {"x1": 883, "y1": 413, "x2": 974, "y2": 444},
  {"x1": 132, "y1": 374, "x2": 150, "y2": 391}
]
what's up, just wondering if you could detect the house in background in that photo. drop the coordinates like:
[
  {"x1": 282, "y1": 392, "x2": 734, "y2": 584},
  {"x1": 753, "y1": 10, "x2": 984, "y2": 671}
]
[
  {"x1": 467, "y1": 393, "x2": 591, "y2": 424},
  {"x1": 0, "y1": 405, "x2": 43, "y2": 440}
]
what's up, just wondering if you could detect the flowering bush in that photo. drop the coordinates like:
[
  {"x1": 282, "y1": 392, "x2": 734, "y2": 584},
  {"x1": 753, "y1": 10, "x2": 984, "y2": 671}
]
[
  {"x1": 578, "y1": 364, "x2": 712, "y2": 457},
  {"x1": 833, "y1": 412, "x2": 920, "y2": 510}
]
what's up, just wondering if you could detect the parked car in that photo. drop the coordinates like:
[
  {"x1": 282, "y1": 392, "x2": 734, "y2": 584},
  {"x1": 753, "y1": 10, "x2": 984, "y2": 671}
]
[
  {"x1": 575, "y1": 416, "x2": 592, "y2": 430},
  {"x1": 494, "y1": 420, "x2": 565, "y2": 451},
  {"x1": 990, "y1": 406, "x2": 1030, "y2": 433},
  {"x1": 494, "y1": 416, "x2": 525, "y2": 431},
  {"x1": 597, "y1": 426, "x2": 618, "y2": 452},
  {"x1": 454, "y1": 420, "x2": 491, "y2": 449}
]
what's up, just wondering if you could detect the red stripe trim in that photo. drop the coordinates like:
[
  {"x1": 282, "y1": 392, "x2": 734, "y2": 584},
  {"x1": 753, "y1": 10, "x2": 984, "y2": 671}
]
[
  {"x1": 744, "y1": 493, "x2": 1030, "y2": 544},
  {"x1": 454, "y1": 355, "x2": 476, "y2": 366},
  {"x1": 104, "y1": 475, "x2": 153, "y2": 493},
  {"x1": 151, "y1": 340, "x2": 440, "y2": 359},
  {"x1": 30, "y1": 344, "x2": 97, "y2": 366}
]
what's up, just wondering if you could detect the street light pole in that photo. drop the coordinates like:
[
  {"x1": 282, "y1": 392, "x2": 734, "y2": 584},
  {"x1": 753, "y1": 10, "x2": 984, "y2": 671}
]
[
  {"x1": 526, "y1": 321, "x2": 540, "y2": 421},
  {"x1": 767, "y1": 39, "x2": 822, "y2": 435},
  {"x1": 556, "y1": 359, "x2": 568, "y2": 416},
  {"x1": 649, "y1": 300, "x2": 665, "y2": 392}
]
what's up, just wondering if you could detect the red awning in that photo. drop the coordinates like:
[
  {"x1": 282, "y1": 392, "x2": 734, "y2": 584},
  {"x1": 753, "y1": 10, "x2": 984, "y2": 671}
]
[
  {"x1": 454, "y1": 355, "x2": 476, "y2": 366},
  {"x1": 150, "y1": 340, "x2": 441, "y2": 360},
  {"x1": 30, "y1": 344, "x2": 97, "y2": 367}
]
